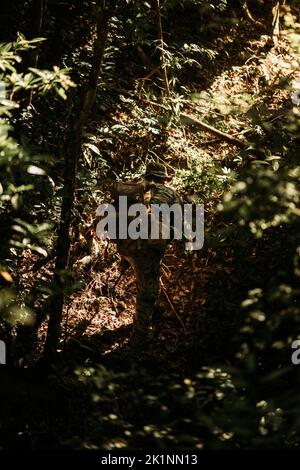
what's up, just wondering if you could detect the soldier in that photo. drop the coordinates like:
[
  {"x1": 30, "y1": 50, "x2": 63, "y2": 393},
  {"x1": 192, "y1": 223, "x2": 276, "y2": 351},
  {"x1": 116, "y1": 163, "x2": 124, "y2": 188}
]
[{"x1": 115, "y1": 162, "x2": 182, "y2": 345}]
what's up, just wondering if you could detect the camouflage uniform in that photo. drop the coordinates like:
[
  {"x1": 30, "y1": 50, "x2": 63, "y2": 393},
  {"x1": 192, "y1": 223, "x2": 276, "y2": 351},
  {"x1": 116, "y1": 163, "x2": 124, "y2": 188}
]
[
  {"x1": 128, "y1": 245, "x2": 164, "y2": 334},
  {"x1": 116, "y1": 164, "x2": 181, "y2": 339}
]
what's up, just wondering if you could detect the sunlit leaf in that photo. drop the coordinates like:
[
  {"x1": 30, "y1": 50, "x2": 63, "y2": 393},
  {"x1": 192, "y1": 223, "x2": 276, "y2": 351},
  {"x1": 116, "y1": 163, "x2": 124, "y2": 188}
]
[{"x1": 27, "y1": 165, "x2": 46, "y2": 175}]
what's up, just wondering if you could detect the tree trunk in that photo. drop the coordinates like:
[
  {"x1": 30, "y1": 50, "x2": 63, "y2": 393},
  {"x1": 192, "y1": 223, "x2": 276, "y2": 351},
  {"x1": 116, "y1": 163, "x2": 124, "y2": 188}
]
[
  {"x1": 155, "y1": 0, "x2": 171, "y2": 98},
  {"x1": 27, "y1": 0, "x2": 45, "y2": 105},
  {"x1": 44, "y1": 0, "x2": 110, "y2": 360},
  {"x1": 29, "y1": 0, "x2": 45, "y2": 64}
]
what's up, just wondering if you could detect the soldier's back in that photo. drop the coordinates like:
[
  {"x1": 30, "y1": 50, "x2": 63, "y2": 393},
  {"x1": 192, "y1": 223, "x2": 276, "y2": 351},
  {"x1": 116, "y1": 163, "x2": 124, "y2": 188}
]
[{"x1": 147, "y1": 183, "x2": 181, "y2": 206}]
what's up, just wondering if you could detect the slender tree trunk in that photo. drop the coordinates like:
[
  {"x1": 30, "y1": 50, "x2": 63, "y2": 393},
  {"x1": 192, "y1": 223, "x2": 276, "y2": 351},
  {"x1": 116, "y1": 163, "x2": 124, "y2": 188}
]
[
  {"x1": 29, "y1": 0, "x2": 45, "y2": 65},
  {"x1": 28, "y1": 0, "x2": 45, "y2": 105},
  {"x1": 44, "y1": 0, "x2": 110, "y2": 360},
  {"x1": 155, "y1": 0, "x2": 171, "y2": 98}
]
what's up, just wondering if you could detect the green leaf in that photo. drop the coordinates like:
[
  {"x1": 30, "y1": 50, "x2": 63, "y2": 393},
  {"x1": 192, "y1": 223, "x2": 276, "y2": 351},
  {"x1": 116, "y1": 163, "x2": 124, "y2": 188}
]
[
  {"x1": 0, "y1": 271, "x2": 13, "y2": 283},
  {"x1": 27, "y1": 245, "x2": 48, "y2": 257},
  {"x1": 56, "y1": 87, "x2": 67, "y2": 100},
  {"x1": 27, "y1": 165, "x2": 46, "y2": 175},
  {"x1": 11, "y1": 193, "x2": 20, "y2": 209},
  {"x1": 83, "y1": 143, "x2": 101, "y2": 156}
]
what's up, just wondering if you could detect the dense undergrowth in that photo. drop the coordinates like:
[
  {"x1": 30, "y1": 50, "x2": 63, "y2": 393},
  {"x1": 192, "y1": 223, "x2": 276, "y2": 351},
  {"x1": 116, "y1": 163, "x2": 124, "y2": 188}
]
[{"x1": 0, "y1": 0, "x2": 300, "y2": 450}]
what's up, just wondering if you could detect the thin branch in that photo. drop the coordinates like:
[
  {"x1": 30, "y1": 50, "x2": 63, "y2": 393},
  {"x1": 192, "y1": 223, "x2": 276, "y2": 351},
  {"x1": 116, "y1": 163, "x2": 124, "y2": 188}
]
[
  {"x1": 180, "y1": 112, "x2": 248, "y2": 148},
  {"x1": 160, "y1": 280, "x2": 187, "y2": 334},
  {"x1": 272, "y1": 1, "x2": 281, "y2": 45},
  {"x1": 155, "y1": 0, "x2": 171, "y2": 98},
  {"x1": 146, "y1": 99, "x2": 248, "y2": 148},
  {"x1": 241, "y1": 0, "x2": 265, "y2": 29}
]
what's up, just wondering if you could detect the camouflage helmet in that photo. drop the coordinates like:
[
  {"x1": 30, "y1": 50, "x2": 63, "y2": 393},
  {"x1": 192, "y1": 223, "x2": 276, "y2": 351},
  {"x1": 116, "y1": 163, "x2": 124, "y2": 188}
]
[{"x1": 144, "y1": 162, "x2": 172, "y2": 181}]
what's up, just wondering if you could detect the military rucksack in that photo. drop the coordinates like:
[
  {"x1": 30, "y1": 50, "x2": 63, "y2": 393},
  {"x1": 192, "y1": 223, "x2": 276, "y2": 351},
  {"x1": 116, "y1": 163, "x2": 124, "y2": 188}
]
[{"x1": 110, "y1": 180, "x2": 179, "y2": 256}]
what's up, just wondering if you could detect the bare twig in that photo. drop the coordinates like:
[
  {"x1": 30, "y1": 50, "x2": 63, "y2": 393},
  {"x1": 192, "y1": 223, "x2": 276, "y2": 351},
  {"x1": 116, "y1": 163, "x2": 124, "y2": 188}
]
[
  {"x1": 146, "y1": 99, "x2": 248, "y2": 148},
  {"x1": 160, "y1": 281, "x2": 187, "y2": 334},
  {"x1": 272, "y1": 1, "x2": 281, "y2": 45},
  {"x1": 63, "y1": 303, "x2": 71, "y2": 353},
  {"x1": 140, "y1": 65, "x2": 161, "y2": 81},
  {"x1": 111, "y1": 271, "x2": 125, "y2": 291},
  {"x1": 180, "y1": 112, "x2": 248, "y2": 148},
  {"x1": 155, "y1": 0, "x2": 171, "y2": 98},
  {"x1": 241, "y1": 0, "x2": 265, "y2": 29}
]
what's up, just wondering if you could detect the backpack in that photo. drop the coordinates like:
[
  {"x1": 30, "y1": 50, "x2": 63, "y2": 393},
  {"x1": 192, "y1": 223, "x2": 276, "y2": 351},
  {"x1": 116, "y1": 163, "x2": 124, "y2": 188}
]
[{"x1": 110, "y1": 180, "x2": 177, "y2": 256}]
